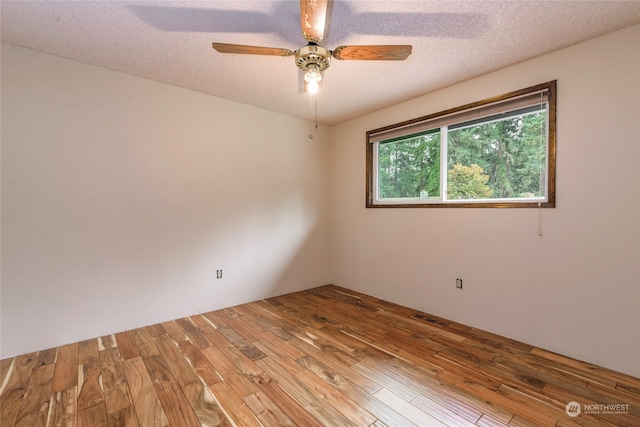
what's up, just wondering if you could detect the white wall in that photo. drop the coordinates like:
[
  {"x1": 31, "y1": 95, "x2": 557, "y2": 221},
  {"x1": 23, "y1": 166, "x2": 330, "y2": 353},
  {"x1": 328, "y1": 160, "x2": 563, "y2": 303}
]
[
  {"x1": 329, "y1": 25, "x2": 640, "y2": 377},
  {"x1": 1, "y1": 43, "x2": 330, "y2": 358}
]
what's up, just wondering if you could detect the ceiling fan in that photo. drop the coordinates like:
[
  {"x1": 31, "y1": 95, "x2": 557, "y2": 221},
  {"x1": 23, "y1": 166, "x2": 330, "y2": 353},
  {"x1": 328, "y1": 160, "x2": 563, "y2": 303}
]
[{"x1": 212, "y1": 0, "x2": 412, "y2": 93}]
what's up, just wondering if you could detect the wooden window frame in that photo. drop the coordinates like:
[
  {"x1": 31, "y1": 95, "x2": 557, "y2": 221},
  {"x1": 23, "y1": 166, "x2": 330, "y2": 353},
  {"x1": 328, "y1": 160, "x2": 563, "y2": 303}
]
[{"x1": 366, "y1": 81, "x2": 556, "y2": 208}]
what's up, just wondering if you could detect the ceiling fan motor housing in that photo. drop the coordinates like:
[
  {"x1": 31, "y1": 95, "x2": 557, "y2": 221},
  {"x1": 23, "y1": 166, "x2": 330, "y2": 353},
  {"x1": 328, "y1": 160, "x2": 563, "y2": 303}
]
[{"x1": 295, "y1": 44, "x2": 331, "y2": 73}]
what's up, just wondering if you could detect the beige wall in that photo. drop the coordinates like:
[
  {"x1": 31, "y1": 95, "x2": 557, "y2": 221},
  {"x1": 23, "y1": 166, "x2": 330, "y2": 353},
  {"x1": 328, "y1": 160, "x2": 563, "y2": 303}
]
[
  {"x1": 329, "y1": 24, "x2": 640, "y2": 377},
  {"x1": 2, "y1": 24, "x2": 639, "y2": 378},
  {"x1": 1, "y1": 43, "x2": 331, "y2": 357}
]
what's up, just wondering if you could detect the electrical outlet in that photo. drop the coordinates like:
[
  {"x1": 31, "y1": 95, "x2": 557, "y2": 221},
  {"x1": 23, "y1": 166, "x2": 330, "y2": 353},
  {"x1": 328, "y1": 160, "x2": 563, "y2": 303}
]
[
  {"x1": 216, "y1": 269, "x2": 222, "y2": 279},
  {"x1": 456, "y1": 278, "x2": 463, "y2": 289}
]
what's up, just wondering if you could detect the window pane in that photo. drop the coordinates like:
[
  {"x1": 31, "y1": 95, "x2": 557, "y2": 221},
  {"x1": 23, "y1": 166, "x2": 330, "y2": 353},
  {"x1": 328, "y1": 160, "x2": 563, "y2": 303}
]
[
  {"x1": 378, "y1": 131, "x2": 440, "y2": 200},
  {"x1": 366, "y1": 81, "x2": 556, "y2": 208},
  {"x1": 447, "y1": 109, "x2": 546, "y2": 200}
]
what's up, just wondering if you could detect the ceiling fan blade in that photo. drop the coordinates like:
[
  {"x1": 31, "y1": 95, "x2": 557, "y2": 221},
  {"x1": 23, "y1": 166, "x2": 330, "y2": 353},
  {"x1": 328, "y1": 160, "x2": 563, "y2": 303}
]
[
  {"x1": 212, "y1": 42, "x2": 294, "y2": 57},
  {"x1": 332, "y1": 45, "x2": 412, "y2": 61},
  {"x1": 300, "y1": 0, "x2": 330, "y2": 43}
]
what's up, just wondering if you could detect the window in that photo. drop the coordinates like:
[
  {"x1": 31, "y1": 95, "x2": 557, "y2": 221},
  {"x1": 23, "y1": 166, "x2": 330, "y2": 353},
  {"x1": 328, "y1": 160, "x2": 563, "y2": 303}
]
[{"x1": 366, "y1": 81, "x2": 556, "y2": 208}]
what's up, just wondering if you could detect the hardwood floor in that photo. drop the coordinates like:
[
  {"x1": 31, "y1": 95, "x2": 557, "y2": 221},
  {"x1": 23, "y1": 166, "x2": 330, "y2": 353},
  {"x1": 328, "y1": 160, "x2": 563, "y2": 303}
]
[{"x1": 1, "y1": 285, "x2": 639, "y2": 427}]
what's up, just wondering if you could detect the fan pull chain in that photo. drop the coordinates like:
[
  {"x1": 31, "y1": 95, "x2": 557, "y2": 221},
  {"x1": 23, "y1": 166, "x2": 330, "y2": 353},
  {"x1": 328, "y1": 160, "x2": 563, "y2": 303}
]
[
  {"x1": 538, "y1": 202, "x2": 543, "y2": 236},
  {"x1": 308, "y1": 92, "x2": 318, "y2": 139}
]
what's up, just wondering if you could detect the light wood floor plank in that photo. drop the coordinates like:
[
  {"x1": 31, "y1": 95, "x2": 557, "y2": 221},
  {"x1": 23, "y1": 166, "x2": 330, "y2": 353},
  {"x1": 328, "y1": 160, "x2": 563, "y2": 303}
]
[
  {"x1": 160, "y1": 320, "x2": 188, "y2": 344},
  {"x1": 77, "y1": 339, "x2": 104, "y2": 411},
  {"x1": 209, "y1": 381, "x2": 261, "y2": 427},
  {"x1": 142, "y1": 355, "x2": 201, "y2": 427},
  {"x1": 106, "y1": 407, "x2": 139, "y2": 427},
  {"x1": 114, "y1": 331, "x2": 140, "y2": 360},
  {"x1": 14, "y1": 363, "x2": 55, "y2": 427},
  {"x1": 99, "y1": 347, "x2": 137, "y2": 425},
  {"x1": 35, "y1": 349, "x2": 58, "y2": 368},
  {"x1": 253, "y1": 375, "x2": 326, "y2": 427},
  {"x1": 373, "y1": 387, "x2": 447, "y2": 426},
  {"x1": 253, "y1": 339, "x2": 304, "y2": 376},
  {"x1": 182, "y1": 380, "x2": 232, "y2": 426},
  {"x1": 296, "y1": 368, "x2": 378, "y2": 426},
  {"x1": 152, "y1": 334, "x2": 201, "y2": 387},
  {"x1": 145, "y1": 324, "x2": 166, "y2": 338},
  {"x1": 47, "y1": 386, "x2": 77, "y2": 427},
  {"x1": 296, "y1": 354, "x2": 418, "y2": 427},
  {"x1": 256, "y1": 356, "x2": 358, "y2": 426},
  {"x1": 121, "y1": 357, "x2": 168, "y2": 427},
  {"x1": 2, "y1": 285, "x2": 639, "y2": 427},
  {"x1": 201, "y1": 344, "x2": 261, "y2": 399},
  {"x1": 1, "y1": 358, "x2": 15, "y2": 386},
  {"x1": 387, "y1": 356, "x2": 515, "y2": 424},
  {"x1": 77, "y1": 402, "x2": 107, "y2": 427},
  {"x1": 352, "y1": 357, "x2": 420, "y2": 401},
  {"x1": 0, "y1": 353, "x2": 39, "y2": 426},
  {"x1": 243, "y1": 390, "x2": 297, "y2": 427},
  {"x1": 52, "y1": 343, "x2": 78, "y2": 393},
  {"x1": 293, "y1": 337, "x2": 381, "y2": 393},
  {"x1": 476, "y1": 412, "x2": 510, "y2": 427},
  {"x1": 97, "y1": 335, "x2": 117, "y2": 351},
  {"x1": 176, "y1": 339, "x2": 223, "y2": 386},
  {"x1": 410, "y1": 392, "x2": 478, "y2": 427},
  {"x1": 175, "y1": 317, "x2": 212, "y2": 349},
  {"x1": 131, "y1": 328, "x2": 160, "y2": 359},
  {"x1": 363, "y1": 355, "x2": 485, "y2": 424}
]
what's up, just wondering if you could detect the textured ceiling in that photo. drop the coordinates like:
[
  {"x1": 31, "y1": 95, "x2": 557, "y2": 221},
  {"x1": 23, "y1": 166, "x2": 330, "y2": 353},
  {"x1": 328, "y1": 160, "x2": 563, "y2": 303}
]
[{"x1": 2, "y1": 1, "x2": 639, "y2": 125}]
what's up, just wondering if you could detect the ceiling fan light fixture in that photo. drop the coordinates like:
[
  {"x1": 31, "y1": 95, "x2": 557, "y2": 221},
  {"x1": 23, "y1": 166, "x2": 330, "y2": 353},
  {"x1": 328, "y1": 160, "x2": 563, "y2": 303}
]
[
  {"x1": 304, "y1": 64, "x2": 323, "y2": 84},
  {"x1": 306, "y1": 79, "x2": 320, "y2": 94}
]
